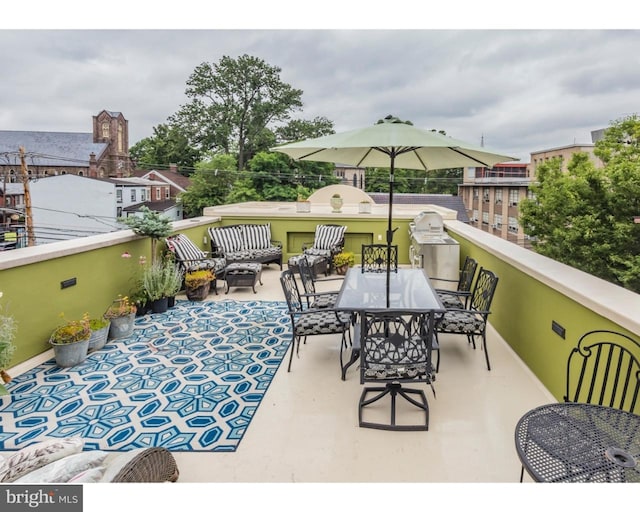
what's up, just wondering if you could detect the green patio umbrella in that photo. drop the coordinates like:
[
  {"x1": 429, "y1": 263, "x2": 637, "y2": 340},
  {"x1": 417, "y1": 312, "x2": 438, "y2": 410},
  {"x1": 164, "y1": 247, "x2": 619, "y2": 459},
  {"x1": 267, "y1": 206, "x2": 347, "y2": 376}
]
[{"x1": 272, "y1": 115, "x2": 518, "y2": 304}]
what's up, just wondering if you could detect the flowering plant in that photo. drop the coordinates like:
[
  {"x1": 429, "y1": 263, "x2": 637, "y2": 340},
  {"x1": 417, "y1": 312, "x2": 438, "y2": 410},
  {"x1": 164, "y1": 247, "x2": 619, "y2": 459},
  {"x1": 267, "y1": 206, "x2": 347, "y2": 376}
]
[
  {"x1": 333, "y1": 251, "x2": 355, "y2": 267},
  {"x1": 49, "y1": 313, "x2": 91, "y2": 345},
  {"x1": 104, "y1": 295, "x2": 137, "y2": 318},
  {"x1": 185, "y1": 270, "x2": 215, "y2": 288}
]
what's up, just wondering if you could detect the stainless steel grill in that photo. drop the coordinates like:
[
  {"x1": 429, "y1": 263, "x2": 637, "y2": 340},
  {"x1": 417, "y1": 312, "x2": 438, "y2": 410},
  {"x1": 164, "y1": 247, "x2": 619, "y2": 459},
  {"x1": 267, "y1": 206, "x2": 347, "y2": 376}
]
[{"x1": 409, "y1": 211, "x2": 460, "y2": 290}]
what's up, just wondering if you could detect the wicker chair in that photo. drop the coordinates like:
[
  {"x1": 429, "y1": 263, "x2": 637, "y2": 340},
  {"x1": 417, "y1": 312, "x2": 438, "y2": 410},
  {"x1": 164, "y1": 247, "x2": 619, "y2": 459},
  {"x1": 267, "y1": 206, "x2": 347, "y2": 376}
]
[{"x1": 109, "y1": 447, "x2": 179, "y2": 483}]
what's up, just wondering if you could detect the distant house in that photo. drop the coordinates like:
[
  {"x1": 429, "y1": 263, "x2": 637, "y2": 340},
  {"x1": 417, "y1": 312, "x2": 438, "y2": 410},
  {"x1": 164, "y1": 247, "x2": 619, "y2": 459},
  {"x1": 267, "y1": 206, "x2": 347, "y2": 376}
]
[
  {"x1": 29, "y1": 174, "x2": 180, "y2": 244},
  {"x1": 0, "y1": 110, "x2": 132, "y2": 181},
  {"x1": 133, "y1": 164, "x2": 192, "y2": 199},
  {"x1": 368, "y1": 192, "x2": 470, "y2": 223}
]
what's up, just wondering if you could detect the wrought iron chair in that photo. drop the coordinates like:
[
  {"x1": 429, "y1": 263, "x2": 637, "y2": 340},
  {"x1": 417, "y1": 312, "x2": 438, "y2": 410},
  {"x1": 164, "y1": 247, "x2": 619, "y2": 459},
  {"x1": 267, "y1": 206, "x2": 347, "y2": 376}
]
[
  {"x1": 358, "y1": 310, "x2": 437, "y2": 431},
  {"x1": 519, "y1": 329, "x2": 640, "y2": 482},
  {"x1": 361, "y1": 244, "x2": 398, "y2": 273},
  {"x1": 435, "y1": 267, "x2": 499, "y2": 371},
  {"x1": 297, "y1": 256, "x2": 340, "y2": 309},
  {"x1": 280, "y1": 269, "x2": 352, "y2": 375},
  {"x1": 431, "y1": 256, "x2": 478, "y2": 309},
  {"x1": 565, "y1": 330, "x2": 640, "y2": 412}
]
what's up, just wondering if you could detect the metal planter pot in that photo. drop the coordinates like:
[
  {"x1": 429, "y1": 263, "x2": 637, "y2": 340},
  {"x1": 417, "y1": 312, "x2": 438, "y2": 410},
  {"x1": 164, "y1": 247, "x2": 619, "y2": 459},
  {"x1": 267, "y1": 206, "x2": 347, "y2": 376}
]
[
  {"x1": 50, "y1": 339, "x2": 90, "y2": 368},
  {"x1": 108, "y1": 313, "x2": 136, "y2": 340}
]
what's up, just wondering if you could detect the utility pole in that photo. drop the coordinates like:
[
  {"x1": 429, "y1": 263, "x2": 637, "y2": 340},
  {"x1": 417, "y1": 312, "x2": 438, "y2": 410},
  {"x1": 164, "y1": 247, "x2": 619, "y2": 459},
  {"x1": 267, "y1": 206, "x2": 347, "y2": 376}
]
[{"x1": 19, "y1": 147, "x2": 36, "y2": 246}]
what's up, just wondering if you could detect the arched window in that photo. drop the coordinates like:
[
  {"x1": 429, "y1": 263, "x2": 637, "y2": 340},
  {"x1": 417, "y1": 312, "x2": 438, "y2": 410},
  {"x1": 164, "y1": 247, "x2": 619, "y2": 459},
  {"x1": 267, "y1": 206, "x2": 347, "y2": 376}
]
[{"x1": 102, "y1": 122, "x2": 110, "y2": 138}]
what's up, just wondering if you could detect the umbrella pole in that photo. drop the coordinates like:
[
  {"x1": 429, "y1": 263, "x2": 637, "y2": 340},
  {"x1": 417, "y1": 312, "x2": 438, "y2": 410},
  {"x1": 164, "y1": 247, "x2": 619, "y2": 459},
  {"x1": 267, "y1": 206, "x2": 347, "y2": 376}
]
[{"x1": 386, "y1": 153, "x2": 396, "y2": 308}]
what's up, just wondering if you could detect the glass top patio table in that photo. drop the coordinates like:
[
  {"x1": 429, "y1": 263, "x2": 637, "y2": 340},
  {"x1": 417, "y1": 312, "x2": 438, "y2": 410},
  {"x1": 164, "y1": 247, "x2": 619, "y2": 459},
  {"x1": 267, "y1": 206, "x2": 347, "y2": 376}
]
[{"x1": 334, "y1": 267, "x2": 445, "y2": 313}]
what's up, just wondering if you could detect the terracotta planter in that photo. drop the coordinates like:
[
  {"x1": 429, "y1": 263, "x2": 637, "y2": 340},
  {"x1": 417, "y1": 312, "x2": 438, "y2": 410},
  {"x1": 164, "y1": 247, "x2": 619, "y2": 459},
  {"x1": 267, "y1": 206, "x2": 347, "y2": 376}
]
[
  {"x1": 186, "y1": 282, "x2": 210, "y2": 301},
  {"x1": 336, "y1": 264, "x2": 349, "y2": 275}
]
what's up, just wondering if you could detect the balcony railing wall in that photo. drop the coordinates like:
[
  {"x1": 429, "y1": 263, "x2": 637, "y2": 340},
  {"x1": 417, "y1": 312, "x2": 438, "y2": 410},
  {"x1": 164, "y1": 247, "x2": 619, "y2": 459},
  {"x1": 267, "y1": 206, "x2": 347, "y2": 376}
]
[
  {"x1": 3, "y1": 211, "x2": 639, "y2": 406},
  {"x1": 446, "y1": 220, "x2": 640, "y2": 401}
]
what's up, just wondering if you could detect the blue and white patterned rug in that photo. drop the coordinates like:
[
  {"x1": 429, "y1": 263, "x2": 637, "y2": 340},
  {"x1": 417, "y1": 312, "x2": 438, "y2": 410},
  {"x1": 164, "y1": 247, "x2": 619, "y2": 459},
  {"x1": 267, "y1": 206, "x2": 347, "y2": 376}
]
[{"x1": 0, "y1": 300, "x2": 291, "y2": 452}]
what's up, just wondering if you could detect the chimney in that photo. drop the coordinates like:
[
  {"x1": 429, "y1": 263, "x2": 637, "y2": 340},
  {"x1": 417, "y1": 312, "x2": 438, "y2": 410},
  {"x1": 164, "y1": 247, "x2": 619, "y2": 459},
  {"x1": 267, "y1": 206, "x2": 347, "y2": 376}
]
[
  {"x1": 169, "y1": 163, "x2": 178, "y2": 173},
  {"x1": 89, "y1": 153, "x2": 97, "y2": 177}
]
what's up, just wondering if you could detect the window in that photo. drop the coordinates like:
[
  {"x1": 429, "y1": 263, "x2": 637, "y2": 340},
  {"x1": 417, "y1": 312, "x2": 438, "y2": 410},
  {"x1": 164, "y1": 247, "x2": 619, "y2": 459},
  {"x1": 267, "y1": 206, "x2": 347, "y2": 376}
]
[
  {"x1": 467, "y1": 167, "x2": 475, "y2": 178},
  {"x1": 117, "y1": 124, "x2": 124, "y2": 153},
  {"x1": 527, "y1": 189, "x2": 536, "y2": 201},
  {"x1": 483, "y1": 189, "x2": 490, "y2": 202},
  {"x1": 508, "y1": 216, "x2": 519, "y2": 233},
  {"x1": 165, "y1": 188, "x2": 170, "y2": 199},
  {"x1": 117, "y1": 207, "x2": 122, "y2": 217},
  {"x1": 473, "y1": 187, "x2": 479, "y2": 198},
  {"x1": 472, "y1": 209, "x2": 479, "y2": 222},
  {"x1": 495, "y1": 189, "x2": 503, "y2": 203},
  {"x1": 509, "y1": 189, "x2": 519, "y2": 206},
  {"x1": 102, "y1": 122, "x2": 110, "y2": 138},
  {"x1": 155, "y1": 188, "x2": 161, "y2": 200},
  {"x1": 116, "y1": 189, "x2": 122, "y2": 203},
  {"x1": 494, "y1": 214, "x2": 502, "y2": 229},
  {"x1": 131, "y1": 189, "x2": 136, "y2": 202},
  {"x1": 482, "y1": 211, "x2": 489, "y2": 225},
  {"x1": 140, "y1": 189, "x2": 146, "y2": 201}
]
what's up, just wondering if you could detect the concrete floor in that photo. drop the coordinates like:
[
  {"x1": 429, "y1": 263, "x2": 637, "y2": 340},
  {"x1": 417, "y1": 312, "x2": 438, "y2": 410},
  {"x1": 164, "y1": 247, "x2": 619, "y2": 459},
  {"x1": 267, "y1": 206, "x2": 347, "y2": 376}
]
[{"x1": 172, "y1": 264, "x2": 555, "y2": 484}]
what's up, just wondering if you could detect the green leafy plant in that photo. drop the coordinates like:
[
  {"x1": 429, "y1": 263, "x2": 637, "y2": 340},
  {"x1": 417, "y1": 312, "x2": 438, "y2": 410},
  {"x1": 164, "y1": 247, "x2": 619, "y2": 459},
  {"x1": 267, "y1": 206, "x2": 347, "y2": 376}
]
[
  {"x1": 89, "y1": 317, "x2": 109, "y2": 331},
  {"x1": 49, "y1": 313, "x2": 91, "y2": 345},
  {"x1": 0, "y1": 293, "x2": 17, "y2": 392},
  {"x1": 333, "y1": 251, "x2": 355, "y2": 267},
  {"x1": 120, "y1": 206, "x2": 172, "y2": 264}
]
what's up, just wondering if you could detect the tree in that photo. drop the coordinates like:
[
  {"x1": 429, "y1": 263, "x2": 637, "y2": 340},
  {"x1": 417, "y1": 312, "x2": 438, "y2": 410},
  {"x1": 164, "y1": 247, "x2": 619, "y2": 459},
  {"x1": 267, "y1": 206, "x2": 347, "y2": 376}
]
[
  {"x1": 170, "y1": 54, "x2": 303, "y2": 171},
  {"x1": 120, "y1": 206, "x2": 172, "y2": 265},
  {"x1": 519, "y1": 115, "x2": 640, "y2": 293},
  {"x1": 129, "y1": 123, "x2": 201, "y2": 172},
  {"x1": 178, "y1": 153, "x2": 237, "y2": 218}
]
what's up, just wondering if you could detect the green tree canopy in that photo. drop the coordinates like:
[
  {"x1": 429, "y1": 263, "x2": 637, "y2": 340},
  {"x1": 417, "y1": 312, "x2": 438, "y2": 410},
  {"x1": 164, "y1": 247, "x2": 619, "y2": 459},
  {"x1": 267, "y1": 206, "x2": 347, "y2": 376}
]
[
  {"x1": 169, "y1": 54, "x2": 304, "y2": 170},
  {"x1": 129, "y1": 123, "x2": 201, "y2": 172},
  {"x1": 178, "y1": 153, "x2": 237, "y2": 218},
  {"x1": 519, "y1": 115, "x2": 640, "y2": 293}
]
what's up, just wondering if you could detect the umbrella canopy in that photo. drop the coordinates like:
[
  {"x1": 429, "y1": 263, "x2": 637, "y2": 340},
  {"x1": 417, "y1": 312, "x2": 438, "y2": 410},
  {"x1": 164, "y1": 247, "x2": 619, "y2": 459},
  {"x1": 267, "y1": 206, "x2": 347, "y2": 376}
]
[{"x1": 272, "y1": 115, "x2": 518, "y2": 304}]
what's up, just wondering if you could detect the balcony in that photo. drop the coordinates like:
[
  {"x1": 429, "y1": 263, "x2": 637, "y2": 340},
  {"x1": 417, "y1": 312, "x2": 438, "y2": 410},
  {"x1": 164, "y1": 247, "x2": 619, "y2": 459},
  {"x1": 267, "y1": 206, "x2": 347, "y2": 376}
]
[{"x1": 1, "y1": 200, "x2": 639, "y2": 488}]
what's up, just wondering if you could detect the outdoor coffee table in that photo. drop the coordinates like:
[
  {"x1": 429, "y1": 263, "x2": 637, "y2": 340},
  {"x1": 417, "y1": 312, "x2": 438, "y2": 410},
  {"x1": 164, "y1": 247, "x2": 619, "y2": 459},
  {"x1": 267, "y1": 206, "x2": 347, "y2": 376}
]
[{"x1": 223, "y1": 262, "x2": 263, "y2": 294}]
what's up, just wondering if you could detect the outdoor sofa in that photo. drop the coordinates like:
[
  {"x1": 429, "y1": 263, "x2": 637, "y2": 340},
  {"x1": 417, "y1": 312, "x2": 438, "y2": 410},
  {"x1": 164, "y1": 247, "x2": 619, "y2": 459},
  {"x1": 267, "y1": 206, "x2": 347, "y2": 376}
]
[{"x1": 208, "y1": 224, "x2": 283, "y2": 269}]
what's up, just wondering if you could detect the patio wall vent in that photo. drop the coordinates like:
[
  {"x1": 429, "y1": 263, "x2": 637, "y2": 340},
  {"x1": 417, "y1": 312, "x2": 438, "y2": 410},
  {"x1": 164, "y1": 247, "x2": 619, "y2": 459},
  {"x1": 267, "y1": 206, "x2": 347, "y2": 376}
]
[
  {"x1": 61, "y1": 278, "x2": 77, "y2": 289},
  {"x1": 551, "y1": 320, "x2": 566, "y2": 339}
]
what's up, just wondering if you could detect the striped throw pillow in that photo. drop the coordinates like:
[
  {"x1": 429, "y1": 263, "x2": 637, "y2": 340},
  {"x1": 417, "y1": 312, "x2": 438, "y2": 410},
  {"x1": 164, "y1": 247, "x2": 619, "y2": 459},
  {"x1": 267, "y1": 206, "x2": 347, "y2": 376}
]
[
  {"x1": 209, "y1": 227, "x2": 244, "y2": 253},
  {"x1": 243, "y1": 224, "x2": 271, "y2": 250},
  {"x1": 168, "y1": 234, "x2": 206, "y2": 262},
  {"x1": 312, "y1": 225, "x2": 346, "y2": 251}
]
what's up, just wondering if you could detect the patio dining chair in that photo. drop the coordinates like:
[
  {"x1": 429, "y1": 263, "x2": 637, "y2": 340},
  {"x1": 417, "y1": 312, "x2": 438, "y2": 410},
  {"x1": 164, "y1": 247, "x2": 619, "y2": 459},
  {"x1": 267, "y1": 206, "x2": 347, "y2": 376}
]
[
  {"x1": 431, "y1": 256, "x2": 478, "y2": 309},
  {"x1": 435, "y1": 267, "x2": 499, "y2": 372},
  {"x1": 280, "y1": 269, "x2": 353, "y2": 375},
  {"x1": 297, "y1": 256, "x2": 341, "y2": 309},
  {"x1": 358, "y1": 310, "x2": 437, "y2": 431},
  {"x1": 361, "y1": 244, "x2": 398, "y2": 273}
]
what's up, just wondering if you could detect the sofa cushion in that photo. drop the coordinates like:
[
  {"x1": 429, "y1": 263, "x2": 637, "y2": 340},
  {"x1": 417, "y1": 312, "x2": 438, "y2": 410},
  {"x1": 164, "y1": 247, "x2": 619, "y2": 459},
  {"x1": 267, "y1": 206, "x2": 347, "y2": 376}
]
[
  {"x1": 0, "y1": 437, "x2": 85, "y2": 483},
  {"x1": 242, "y1": 224, "x2": 271, "y2": 250},
  {"x1": 210, "y1": 226, "x2": 244, "y2": 253},
  {"x1": 14, "y1": 451, "x2": 107, "y2": 483},
  {"x1": 312, "y1": 225, "x2": 346, "y2": 251}
]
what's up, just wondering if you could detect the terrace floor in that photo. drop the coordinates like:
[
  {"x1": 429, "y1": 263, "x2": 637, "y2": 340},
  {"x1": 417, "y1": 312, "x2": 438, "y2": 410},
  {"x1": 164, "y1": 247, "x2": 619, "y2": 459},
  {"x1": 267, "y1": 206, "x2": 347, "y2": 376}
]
[{"x1": 170, "y1": 264, "x2": 555, "y2": 484}]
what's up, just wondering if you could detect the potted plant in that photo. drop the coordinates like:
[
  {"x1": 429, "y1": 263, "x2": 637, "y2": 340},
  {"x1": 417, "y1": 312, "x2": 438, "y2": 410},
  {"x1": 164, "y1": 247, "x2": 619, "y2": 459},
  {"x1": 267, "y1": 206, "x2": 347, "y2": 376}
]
[
  {"x1": 49, "y1": 313, "x2": 91, "y2": 368},
  {"x1": 87, "y1": 316, "x2": 110, "y2": 353},
  {"x1": 330, "y1": 193, "x2": 343, "y2": 213},
  {"x1": 0, "y1": 293, "x2": 17, "y2": 395},
  {"x1": 333, "y1": 251, "x2": 355, "y2": 275},
  {"x1": 359, "y1": 200, "x2": 372, "y2": 214},
  {"x1": 142, "y1": 261, "x2": 170, "y2": 313},
  {"x1": 163, "y1": 259, "x2": 183, "y2": 308},
  {"x1": 296, "y1": 190, "x2": 311, "y2": 213},
  {"x1": 184, "y1": 269, "x2": 215, "y2": 301},
  {"x1": 120, "y1": 206, "x2": 172, "y2": 265},
  {"x1": 104, "y1": 295, "x2": 137, "y2": 340}
]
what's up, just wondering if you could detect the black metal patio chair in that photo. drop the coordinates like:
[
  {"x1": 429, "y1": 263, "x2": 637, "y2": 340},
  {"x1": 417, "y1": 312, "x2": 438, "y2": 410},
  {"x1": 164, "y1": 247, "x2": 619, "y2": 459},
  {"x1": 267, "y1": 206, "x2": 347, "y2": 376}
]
[
  {"x1": 280, "y1": 269, "x2": 352, "y2": 375},
  {"x1": 431, "y1": 256, "x2": 478, "y2": 309},
  {"x1": 358, "y1": 310, "x2": 437, "y2": 431},
  {"x1": 361, "y1": 244, "x2": 398, "y2": 273},
  {"x1": 435, "y1": 267, "x2": 499, "y2": 371},
  {"x1": 297, "y1": 256, "x2": 341, "y2": 309}
]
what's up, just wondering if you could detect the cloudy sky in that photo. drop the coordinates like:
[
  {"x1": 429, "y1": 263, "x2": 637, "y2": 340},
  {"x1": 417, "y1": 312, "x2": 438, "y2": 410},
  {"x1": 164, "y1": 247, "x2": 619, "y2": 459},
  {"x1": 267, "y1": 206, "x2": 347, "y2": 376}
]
[{"x1": 1, "y1": 4, "x2": 639, "y2": 163}]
